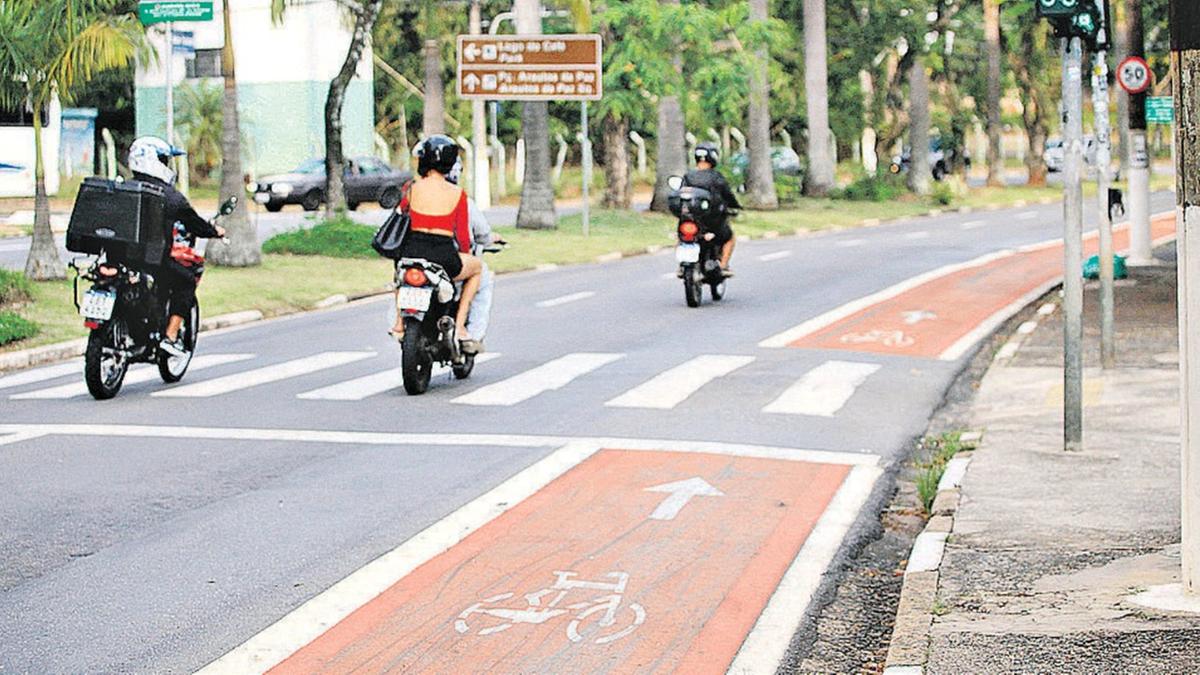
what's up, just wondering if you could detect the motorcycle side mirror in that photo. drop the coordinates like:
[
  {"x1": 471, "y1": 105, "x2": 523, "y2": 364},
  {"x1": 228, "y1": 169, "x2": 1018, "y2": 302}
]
[
  {"x1": 220, "y1": 197, "x2": 238, "y2": 216},
  {"x1": 667, "y1": 176, "x2": 684, "y2": 191}
]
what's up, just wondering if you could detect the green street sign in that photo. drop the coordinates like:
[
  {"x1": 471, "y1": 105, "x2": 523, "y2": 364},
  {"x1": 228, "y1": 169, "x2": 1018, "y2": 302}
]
[
  {"x1": 1146, "y1": 96, "x2": 1175, "y2": 124},
  {"x1": 138, "y1": 1, "x2": 214, "y2": 25}
]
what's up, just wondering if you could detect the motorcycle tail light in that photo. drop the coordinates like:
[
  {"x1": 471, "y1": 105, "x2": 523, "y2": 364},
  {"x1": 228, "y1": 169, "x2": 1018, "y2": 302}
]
[
  {"x1": 98, "y1": 265, "x2": 119, "y2": 277},
  {"x1": 84, "y1": 320, "x2": 100, "y2": 329},
  {"x1": 403, "y1": 267, "x2": 429, "y2": 287},
  {"x1": 679, "y1": 221, "x2": 699, "y2": 242}
]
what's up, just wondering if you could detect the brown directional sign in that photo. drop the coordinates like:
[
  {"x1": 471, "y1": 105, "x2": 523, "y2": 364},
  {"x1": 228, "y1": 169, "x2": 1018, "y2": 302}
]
[{"x1": 456, "y1": 34, "x2": 602, "y2": 101}]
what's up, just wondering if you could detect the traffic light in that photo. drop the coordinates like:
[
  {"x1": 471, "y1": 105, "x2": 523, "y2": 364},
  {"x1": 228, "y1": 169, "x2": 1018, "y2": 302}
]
[{"x1": 1037, "y1": 0, "x2": 1109, "y2": 49}]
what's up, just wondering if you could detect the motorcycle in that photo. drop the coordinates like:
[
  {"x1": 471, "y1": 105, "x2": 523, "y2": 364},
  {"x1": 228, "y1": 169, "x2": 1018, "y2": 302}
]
[
  {"x1": 71, "y1": 197, "x2": 238, "y2": 400},
  {"x1": 395, "y1": 243, "x2": 503, "y2": 395},
  {"x1": 666, "y1": 176, "x2": 731, "y2": 308}
]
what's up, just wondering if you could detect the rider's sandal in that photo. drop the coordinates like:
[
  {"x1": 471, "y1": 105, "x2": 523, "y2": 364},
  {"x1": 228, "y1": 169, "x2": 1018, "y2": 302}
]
[{"x1": 388, "y1": 329, "x2": 404, "y2": 342}]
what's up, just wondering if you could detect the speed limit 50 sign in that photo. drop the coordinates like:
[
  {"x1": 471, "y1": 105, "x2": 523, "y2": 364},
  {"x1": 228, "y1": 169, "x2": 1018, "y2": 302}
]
[{"x1": 1117, "y1": 56, "x2": 1151, "y2": 94}]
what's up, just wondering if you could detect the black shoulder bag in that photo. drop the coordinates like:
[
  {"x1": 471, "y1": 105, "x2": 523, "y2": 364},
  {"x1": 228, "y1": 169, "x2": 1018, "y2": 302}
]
[{"x1": 372, "y1": 180, "x2": 412, "y2": 259}]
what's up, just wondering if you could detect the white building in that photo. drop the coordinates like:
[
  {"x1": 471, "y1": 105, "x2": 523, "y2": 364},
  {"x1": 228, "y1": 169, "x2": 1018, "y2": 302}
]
[{"x1": 135, "y1": 0, "x2": 376, "y2": 177}]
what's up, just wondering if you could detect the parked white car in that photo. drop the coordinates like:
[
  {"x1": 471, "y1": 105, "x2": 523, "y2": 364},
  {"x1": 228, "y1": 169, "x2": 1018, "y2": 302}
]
[{"x1": 1044, "y1": 137, "x2": 1097, "y2": 173}]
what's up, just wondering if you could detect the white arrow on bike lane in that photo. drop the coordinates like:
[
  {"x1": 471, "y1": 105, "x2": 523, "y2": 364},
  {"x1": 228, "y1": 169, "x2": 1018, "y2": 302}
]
[{"x1": 644, "y1": 477, "x2": 724, "y2": 521}]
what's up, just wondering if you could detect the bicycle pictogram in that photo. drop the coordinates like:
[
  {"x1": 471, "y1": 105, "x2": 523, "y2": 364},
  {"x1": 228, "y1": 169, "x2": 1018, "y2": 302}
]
[
  {"x1": 839, "y1": 329, "x2": 916, "y2": 348},
  {"x1": 455, "y1": 570, "x2": 646, "y2": 645}
]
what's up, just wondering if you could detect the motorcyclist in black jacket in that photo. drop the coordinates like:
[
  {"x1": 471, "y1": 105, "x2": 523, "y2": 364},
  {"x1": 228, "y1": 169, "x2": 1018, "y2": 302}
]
[
  {"x1": 127, "y1": 137, "x2": 226, "y2": 357},
  {"x1": 682, "y1": 142, "x2": 739, "y2": 276}
]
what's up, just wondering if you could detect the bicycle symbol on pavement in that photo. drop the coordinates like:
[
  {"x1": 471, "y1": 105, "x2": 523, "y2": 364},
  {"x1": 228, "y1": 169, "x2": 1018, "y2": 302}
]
[
  {"x1": 455, "y1": 570, "x2": 647, "y2": 645},
  {"x1": 839, "y1": 329, "x2": 916, "y2": 348}
]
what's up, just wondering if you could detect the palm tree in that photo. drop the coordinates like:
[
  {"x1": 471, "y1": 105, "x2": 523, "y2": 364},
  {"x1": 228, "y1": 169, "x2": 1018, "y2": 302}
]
[
  {"x1": 514, "y1": 0, "x2": 556, "y2": 229},
  {"x1": 205, "y1": 0, "x2": 259, "y2": 266},
  {"x1": 271, "y1": 0, "x2": 384, "y2": 218},
  {"x1": 984, "y1": 0, "x2": 1004, "y2": 187},
  {"x1": 801, "y1": 0, "x2": 833, "y2": 196},
  {"x1": 650, "y1": 0, "x2": 686, "y2": 213},
  {"x1": 176, "y1": 82, "x2": 223, "y2": 182},
  {"x1": 0, "y1": 0, "x2": 146, "y2": 280},
  {"x1": 745, "y1": 0, "x2": 778, "y2": 209}
]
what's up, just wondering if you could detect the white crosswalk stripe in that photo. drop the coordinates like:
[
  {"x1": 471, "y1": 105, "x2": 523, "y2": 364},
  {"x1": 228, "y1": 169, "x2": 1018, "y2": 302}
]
[
  {"x1": 153, "y1": 351, "x2": 374, "y2": 398},
  {"x1": 763, "y1": 360, "x2": 881, "y2": 416},
  {"x1": 0, "y1": 361, "x2": 81, "y2": 392},
  {"x1": 452, "y1": 352, "x2": 624, "y2": 406},
  {"x1": 297, "y1": 354, "x2": 502, "y2": 400},
  {"x1": 605, "y1": 355, "x2": 755, "y2": 410},
  {"x1": 12, "y1": 354, "x2": 255, "y2": 400}
]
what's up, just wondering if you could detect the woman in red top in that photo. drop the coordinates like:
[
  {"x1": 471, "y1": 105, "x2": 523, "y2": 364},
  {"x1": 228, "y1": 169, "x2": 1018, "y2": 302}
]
[{"x1": 390, "y1": 136, "x2": 483, "y2": 347}]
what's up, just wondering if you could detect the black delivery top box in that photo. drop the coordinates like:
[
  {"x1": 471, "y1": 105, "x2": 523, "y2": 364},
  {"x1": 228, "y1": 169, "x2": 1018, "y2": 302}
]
[{"x1": 66, "y1": 177, "x2": 167, "y2": 267}]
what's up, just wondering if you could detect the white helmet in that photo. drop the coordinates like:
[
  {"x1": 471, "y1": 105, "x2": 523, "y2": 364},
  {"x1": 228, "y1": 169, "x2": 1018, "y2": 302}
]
[{"x1": 129, "y1": 136, "x2": 184, "y2": 184}]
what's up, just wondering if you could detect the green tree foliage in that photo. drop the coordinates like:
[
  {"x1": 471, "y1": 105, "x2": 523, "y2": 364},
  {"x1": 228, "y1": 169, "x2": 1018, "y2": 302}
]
[
  {"x1": 0, "y1": 0, "x2": 147, "y2": 279},
  {"x1": 176, "y1": 81, "x2": 223, "y2": 182}
]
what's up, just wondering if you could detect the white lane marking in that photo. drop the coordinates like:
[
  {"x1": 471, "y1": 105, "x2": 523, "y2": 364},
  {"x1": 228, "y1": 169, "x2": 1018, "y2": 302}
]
[
  {"x1": 152, "y1": 352, "x2": 374, "y2": 398},
  {"x1": 960, "y1": 219, "x2": 987, "y2": 230},
  {"x1": 452, "y1": 352, "x2": 623, "y2": 406},
  {"x1": 0, "y1": 361, "x2": 81, "y2": 392},
  {"x1": 903, "y1": 231, "x2": 930, "y2": 240},
  {"x1": 0, "y1": 430, "x2": 45, "y2": 446},
  {"x1": 728, "y1": 463, "x2": 881, "y2": 673},
  {"x1": 1017, "y1": 320, "x2": 1039, "y2": 335},
  {"x1": 834, "y1": 239, "x2": 866, "y2": 248},
  {"x1": 297, "y1": 354, "x2": 501, "y2": 400},
  {"x1": 661, "y1": 272, "x2": 678, "y2": 280},
  {"x1": 938, "y1": 277, "x2": 1061, "y2": 361},
  {"x1": 1016, "y1": 211, "x2": 1039, "y2": 220},
  {"x1": 0, "y1": 424, "x2": 883, "y2": 467},
  {"x1": 759, "y1": 249, "x2": 1018, "y2": 348},
  {"x1": 758, "y1": 250, "x2": 793, "y2": 262},
  {"x1": 11, "y1": 354, "x2": 255, "y2": 400},
  {"x1": 535, "y1": 291, "x2": 595, "y2": 308},
  {"x1": 605, "y1": 354, "x2": 755, "y2": 410},
  {"x1": 1038, "y1": 302, "x2": 1057, "y2": 316},
  {"x1": 763, "y1": 361, "x2": 881, "y2": 416}
]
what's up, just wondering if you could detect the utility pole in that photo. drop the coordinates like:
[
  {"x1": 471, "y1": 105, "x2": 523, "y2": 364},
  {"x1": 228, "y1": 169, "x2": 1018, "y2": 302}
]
[
  {"x1": 1063, "y1": 37, "x2": 1086, "y2": 451},
  {"x1": 1127, "y1": 0, "x2": 1154, "y2": 265},
  {"x1": 469, "y1": 0, "x2": 491, "y2": 208},
  {"x1": 1093, "y1": 47, "x2": 1116, "y2": 369},
  {"x1": 1170, "y1": 0, "x2": 1200, "y2": 597}
]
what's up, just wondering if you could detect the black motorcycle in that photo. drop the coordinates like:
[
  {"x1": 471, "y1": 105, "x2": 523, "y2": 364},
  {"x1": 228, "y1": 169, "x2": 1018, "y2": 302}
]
[
  {"x1": 71, "y1": 197, "x2": 238, "y2": 400},
  {"x1": 395, "y1": 244, "x2": 502, "y2": 395},
  {"x1": 667, "y1": 176, "x2": 730, "y2": 308}
]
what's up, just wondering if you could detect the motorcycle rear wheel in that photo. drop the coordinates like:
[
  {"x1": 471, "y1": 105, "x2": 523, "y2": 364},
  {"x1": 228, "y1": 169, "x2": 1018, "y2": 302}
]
[
  {"x1": 683, "y1": 266, "x2": 701, "y2": 308},
  {"x1": 158, "y1": 299, "x2": 198, "y2": 383},
  {"x1": 85, "y1": 320, "x2": 129, "y2": 400},
  {"x1": 401, "y1": 319, "x2": 433, "y2": 395}
]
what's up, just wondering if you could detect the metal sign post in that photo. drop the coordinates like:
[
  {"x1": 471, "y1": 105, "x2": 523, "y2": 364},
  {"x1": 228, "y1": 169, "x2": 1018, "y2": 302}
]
[
  {"x1": 581, "y1": 100, "x2": 590, "y2": 236},
  {"x1": 1092, "y1": 51, "x2": 1116, "y2": 369},
  {"x1": 1063, "y1": 37, "x2": 1086, "y2": 452}
]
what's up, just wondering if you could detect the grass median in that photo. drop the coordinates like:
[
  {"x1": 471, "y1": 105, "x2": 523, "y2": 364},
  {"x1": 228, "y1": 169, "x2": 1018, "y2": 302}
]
[{"x1": 0, "y1": 182, "x2": 1081, "y2": 354}]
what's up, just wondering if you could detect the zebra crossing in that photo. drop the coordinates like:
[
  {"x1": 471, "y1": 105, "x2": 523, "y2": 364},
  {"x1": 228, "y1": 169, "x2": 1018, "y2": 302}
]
[{"x1": 3, "y1": 349, "x2": 887, "y2": 417}]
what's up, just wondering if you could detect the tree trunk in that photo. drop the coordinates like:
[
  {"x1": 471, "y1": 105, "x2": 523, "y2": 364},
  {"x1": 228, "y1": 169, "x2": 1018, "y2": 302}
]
[
  {"x1": 907, "y1": 55, "x2": 931, "y2": 196},
  {"x1": 205, "y1": 0, "x2": 260, "y2": 267},
  {"x1": 422, "y1": 38, "x2": 445, "y2": 137},
  {"x1": 651, "y1": 0, "x2": 686, "y2": 212},
  {"x1": 745, "y1": 0, "x2": 778, "y2": 209},
  {"x1": 602, "y1": 114, "x2": 631, "y2": 209},
  {"x1": 1013, "y1": 21, "x2": 1052, "y2": 187},
  {"x1": 24, "y1": 109, "x2": 64, "y2": 280},
  {"x1": 984, "y1": 0, "x2": 1004, "y2": 187},
  {"x1": 322, "y1": 1, "x2": 382, "y2": 218},
  {"x1": 802, "y1": 0, "x2": 834, "y2": 195},
  {"x1": 514, "y1": 0, "x2": 556, "y2": 229}
]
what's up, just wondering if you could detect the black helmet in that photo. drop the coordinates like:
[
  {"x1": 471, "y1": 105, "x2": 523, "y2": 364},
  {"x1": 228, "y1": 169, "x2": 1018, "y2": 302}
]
[
  {"x1": 416, "y1": 135, "x2": 460, "y2": 177},
  {"x1": 694, "y1": 142, "x2": 720, "y2": 167}
]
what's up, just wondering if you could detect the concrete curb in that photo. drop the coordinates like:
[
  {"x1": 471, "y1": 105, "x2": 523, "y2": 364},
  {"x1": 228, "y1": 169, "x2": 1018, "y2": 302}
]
[{"x1": 883, "y1": 433, "x2": 981, "y2": 675}]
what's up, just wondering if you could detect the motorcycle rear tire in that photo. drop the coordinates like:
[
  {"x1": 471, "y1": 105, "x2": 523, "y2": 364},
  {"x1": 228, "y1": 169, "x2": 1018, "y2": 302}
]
[
  {"x1": 85, "y1": 321, "x2": 129, "y2": 400},
  {"x1": 401, "y1": 319, "x2": 433, "y2": 395},
  {"x1": 452, "y1": 354, "x2": 476, "y2": 380},
  {"x1": 683, "y1": 266, "x2": 701, "y2": 308},
  {"x1": 158, "y1": 299, "x2": 198, "y2": 383}
]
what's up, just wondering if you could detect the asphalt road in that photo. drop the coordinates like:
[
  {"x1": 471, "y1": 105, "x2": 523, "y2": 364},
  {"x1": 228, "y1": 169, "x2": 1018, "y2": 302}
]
[{"x1": 0, "y1": 190, "x2": 1175, "y2": 672}]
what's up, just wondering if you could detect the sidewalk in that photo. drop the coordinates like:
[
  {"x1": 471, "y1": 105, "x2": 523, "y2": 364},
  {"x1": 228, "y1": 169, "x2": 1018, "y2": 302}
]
[{"x1": 899, "y1": 247, "x2": 1200, "y2": 673}]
